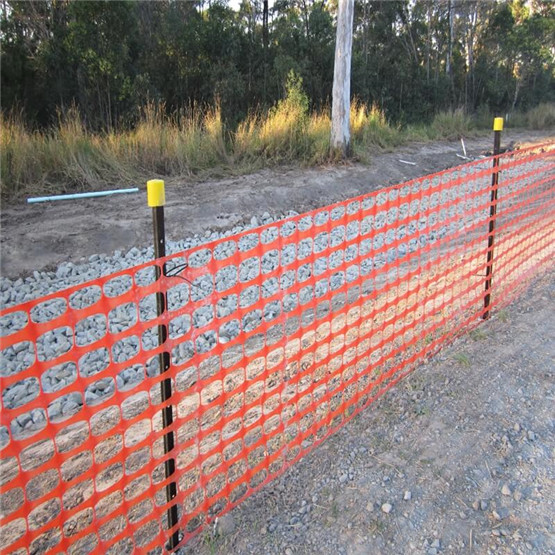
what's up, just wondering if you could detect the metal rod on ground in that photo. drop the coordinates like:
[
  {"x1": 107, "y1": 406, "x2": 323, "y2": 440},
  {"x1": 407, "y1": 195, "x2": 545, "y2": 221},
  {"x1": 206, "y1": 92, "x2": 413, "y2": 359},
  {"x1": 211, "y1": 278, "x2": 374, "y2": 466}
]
[
  {"x1": 483, "y1": 118, "x2": 503, "y2": 320},
  {"x1": 147, "y1": 179, "x2": 180, "y2": 550},
  {"x1": 27, "y1": 188, "x2": 139, "y2": 203}
]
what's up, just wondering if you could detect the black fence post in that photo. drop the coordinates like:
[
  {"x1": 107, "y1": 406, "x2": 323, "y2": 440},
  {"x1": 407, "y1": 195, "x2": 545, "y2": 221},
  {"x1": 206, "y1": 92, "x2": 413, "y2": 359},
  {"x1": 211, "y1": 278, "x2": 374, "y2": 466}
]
[
  {"x1": 483, "y1": 117, "x2": 503, "y2": 320},
  {"x1": 147, "y1": 179, "x2": 180, "y2": 550}
]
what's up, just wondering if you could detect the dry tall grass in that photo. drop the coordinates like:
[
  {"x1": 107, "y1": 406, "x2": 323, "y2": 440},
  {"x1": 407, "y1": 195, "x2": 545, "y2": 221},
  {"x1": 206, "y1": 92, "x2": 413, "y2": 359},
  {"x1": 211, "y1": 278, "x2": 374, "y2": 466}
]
[
  {"x1": 2, "y1": 99, "x2": 552, "y2": 199},
  {"x1": 0, "y1": 100, "x2": 400, "y2": 197}
]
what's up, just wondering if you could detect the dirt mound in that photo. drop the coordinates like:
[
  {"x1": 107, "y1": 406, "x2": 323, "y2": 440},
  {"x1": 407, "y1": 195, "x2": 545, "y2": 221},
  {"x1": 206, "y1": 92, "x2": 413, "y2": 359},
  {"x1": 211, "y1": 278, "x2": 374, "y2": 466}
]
[{"x1": 2, "y1": 131, "x2": 553, "y2": 279}]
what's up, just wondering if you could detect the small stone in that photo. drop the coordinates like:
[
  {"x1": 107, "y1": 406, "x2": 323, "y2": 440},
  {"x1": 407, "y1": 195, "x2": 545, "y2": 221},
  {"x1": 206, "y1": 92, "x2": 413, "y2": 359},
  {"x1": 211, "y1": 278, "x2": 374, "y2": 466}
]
[
  {"x1": 501, "y1": 484, "x2": 512, "y2": 496},
  {"x1": 513, "y1": 490, "x2": 522, "y2": 502},
  {"x1": 381, "y1": 503, "x2": 393, "y2": 514},
  {"x1": 365, "y1": 501, "x2": 374, "y2": 512},
  {"x1": 472, "y1": 500, "x2": 480, "y2": 511},
  {"x1": 431, "y1": 539, "x2": 440, "y2": 548},
  {"x1": 494, "y1": 507, "x2": 509, "y2": 520},
  {"x1": 215, "y1": 514, "x2": 236, "y2": 536},
  {"x1": 480, "y1": 500, "x2": 488, "y2": 511},
  {"x1": 285, "y1": 549, "x2": 293, "y2": 555},
  {"x1": 527, "y1": 431, "x2": 536, "y2": 441},
  {"x1": 513, "y1": 423, "x2": 521, "y2": 432},
  {"x1": 404, "y1": 491, "x2": 412, "y2": 501},
  {"x1": 339, "y1": 473, "x2": 348, "y2": 484}
]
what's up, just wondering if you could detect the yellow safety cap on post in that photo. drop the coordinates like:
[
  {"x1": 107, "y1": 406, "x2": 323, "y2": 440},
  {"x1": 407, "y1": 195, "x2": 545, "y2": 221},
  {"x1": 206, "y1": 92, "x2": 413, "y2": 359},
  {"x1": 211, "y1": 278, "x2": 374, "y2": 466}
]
[
  {"x1": 147, "y1": 179, "x2": 165, "y2": 207},
  {"x1": 493, "y1": 117, "x2": 504, "y2": 131}
]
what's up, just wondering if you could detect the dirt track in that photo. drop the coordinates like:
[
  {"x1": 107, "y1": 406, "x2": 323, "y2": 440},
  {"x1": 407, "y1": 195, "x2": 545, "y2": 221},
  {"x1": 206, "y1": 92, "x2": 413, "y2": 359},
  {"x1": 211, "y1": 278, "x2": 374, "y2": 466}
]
[{"x1": 1, "y1": 130, "x2": 553, "y2": 279}]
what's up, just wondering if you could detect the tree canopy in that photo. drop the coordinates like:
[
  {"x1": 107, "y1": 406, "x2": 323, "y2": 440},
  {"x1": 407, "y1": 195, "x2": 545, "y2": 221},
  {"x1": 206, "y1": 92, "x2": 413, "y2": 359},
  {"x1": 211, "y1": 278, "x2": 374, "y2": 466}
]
[{"x1": 1, "y1": 0, "x2": 553, "y2": 130}]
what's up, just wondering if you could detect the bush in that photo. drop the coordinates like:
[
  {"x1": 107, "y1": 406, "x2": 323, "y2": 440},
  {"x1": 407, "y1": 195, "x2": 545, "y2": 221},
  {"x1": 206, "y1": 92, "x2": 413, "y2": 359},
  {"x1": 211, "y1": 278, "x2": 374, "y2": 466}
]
[
  {"x1": 349, "y1": 100, "x2": 402, "y2": 150},
  {"x1": 526, "y1": 102, "x2": 555, "y2": 130},
  {"x1": 3, "y1": 97, "x2": 552, "y2": 200},
  {"x1": 431, "y1": 108, "x2": 472, "y2": 139}
]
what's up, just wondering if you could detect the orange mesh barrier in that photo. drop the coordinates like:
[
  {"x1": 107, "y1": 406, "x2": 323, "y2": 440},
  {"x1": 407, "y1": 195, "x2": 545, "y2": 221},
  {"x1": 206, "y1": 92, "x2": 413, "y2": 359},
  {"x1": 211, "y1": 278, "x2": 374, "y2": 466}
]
[{"x1": 1, "y1": 143, "x2": 554, "y2": 553}]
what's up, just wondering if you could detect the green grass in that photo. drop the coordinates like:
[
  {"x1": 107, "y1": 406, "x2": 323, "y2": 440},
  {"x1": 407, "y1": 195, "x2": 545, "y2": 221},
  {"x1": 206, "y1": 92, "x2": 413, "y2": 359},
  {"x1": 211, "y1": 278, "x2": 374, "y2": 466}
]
[
  {"x1": 453, "y1": 352, "x2": 471, "y2": 367},
  {"x1": 2, "y1": 99, "x2": 553, "y2": 199},
  {"x1": 469, "y1": 328, "x2": 488, "y2": 341},
  {"x1": 497, "y1": 309, "x2": 510, "y2": 323},
  {"x1": 430, "y1": 108, "x2": 473, "y2": 140},
  {"x1": 525, "y1": 102, "x2": 555, "y2": 129}
]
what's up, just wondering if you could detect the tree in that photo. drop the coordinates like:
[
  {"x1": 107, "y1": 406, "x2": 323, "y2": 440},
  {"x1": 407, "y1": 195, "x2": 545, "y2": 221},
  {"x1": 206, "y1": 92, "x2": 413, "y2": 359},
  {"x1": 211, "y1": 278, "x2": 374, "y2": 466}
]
[
  {"x1": 1, "y1": 0, "x2": 553, "y2": 133},
  {"x1": 330, "y1": 0, "x2": 354, "y2": 156}
]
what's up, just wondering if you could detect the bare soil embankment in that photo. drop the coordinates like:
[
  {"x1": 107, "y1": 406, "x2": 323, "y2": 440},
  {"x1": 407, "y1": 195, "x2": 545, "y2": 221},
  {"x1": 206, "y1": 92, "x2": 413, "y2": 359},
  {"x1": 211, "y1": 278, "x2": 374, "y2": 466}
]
[{"x1": 1, "y1": 130, "x2": 552, "y2": 279}]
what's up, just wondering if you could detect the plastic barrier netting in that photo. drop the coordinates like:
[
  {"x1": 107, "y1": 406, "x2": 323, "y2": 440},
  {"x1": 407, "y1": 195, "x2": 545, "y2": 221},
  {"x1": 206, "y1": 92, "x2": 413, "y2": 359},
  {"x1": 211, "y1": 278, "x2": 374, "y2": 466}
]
[{"x1": 1, "y1": 143, "x2": 554, "y2": 553}]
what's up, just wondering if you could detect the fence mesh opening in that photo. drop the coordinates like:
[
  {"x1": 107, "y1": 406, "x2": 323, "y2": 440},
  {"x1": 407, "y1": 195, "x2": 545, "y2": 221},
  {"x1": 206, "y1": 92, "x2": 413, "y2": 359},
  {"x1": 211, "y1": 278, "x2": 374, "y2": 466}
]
[{"x1": 1, "y1": 143, "x2": 554, "y2": 553}]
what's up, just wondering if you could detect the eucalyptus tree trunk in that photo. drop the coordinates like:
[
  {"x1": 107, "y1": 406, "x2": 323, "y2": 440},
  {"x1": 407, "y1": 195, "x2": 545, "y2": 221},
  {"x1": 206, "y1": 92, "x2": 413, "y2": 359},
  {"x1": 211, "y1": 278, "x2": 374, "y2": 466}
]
[{"x1": 331, "y1": 0, "x2": 355, "y2": 157}]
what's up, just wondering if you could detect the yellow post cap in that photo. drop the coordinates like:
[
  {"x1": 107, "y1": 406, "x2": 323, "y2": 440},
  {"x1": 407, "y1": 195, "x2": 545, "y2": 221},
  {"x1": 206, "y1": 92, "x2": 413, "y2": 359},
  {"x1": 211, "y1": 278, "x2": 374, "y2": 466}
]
[
  {"x1": 147, "y1": 179, "x2": 165, "y2": 207},
  {"x1": 493, "y1": 117, "x2": 504, "y2": 131}
]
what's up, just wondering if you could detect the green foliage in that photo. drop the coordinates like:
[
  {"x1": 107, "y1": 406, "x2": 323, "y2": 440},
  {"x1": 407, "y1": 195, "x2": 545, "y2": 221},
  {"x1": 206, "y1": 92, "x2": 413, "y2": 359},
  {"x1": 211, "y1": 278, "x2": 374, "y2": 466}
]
[
  {"x1": 281, "y1": 70, "x2": 310, "y2": 118},
  {"x1": 234, "y1": 70, "x2": 313, "y2": 163},
  {"x1": 2, "y1": 0, "x2": 553, "y2": 132},
  {"x1": 430, "y1": 109, "x2": 473, "y2": 140},
  {"x1": 469, "y1": 328, "x2": 488, "y2": 341},
  {"x1": 497, "y1": 309, "x2": 509, "y2": 323},
  {"x1": 453, "y1": 352, "x2": 471, "y2": 367},
  {"x1": 1, "y1": 0, "x2": 553, "y2": 196},
  {"x1": 526, "y1": 102, "x2": 555, "y2": 129}
]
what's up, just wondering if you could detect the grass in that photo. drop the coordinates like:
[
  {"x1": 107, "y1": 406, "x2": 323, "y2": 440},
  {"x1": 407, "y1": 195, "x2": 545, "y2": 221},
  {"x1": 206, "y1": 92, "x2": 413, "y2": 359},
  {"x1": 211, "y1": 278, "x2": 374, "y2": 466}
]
[
  {"x1": 201, "y1": 529, "x2": 223, "y2": 555},
  {"x1": 497, "y1": 309, "x2": 510, "y2": 323},
  {"x1": 453, "y1": 352, "x2": 471, "y2": 367},
  {"x1": 469, "y1": 328, "x2": 488, "y2": 341},
  {"x1": 524, "y1": 102, "x2": 555, "y2": 129},
  {"x1": 2, "y1": 95, "x2": 554, "y2": 200}
]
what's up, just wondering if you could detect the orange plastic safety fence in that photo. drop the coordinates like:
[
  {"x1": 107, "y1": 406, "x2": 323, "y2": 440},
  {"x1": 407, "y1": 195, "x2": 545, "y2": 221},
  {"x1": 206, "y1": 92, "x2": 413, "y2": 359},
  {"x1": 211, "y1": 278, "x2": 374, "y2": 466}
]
[{"x1": 1, "y1": 143, "x2": 554, "y2": 554}]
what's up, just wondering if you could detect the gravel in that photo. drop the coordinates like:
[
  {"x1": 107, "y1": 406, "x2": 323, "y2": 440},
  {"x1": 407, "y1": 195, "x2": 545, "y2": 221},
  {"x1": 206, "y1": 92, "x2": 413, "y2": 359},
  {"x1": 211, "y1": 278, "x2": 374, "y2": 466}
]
[
  {"x1": 381, "y1": 503, "x2": 393, "y2": 514},
  {"x1": 2, "y1": 161, "x2": 511, "y2": 428},
  {"x1": 0, "y1": 209, "x2": 303, "y2": 425}
]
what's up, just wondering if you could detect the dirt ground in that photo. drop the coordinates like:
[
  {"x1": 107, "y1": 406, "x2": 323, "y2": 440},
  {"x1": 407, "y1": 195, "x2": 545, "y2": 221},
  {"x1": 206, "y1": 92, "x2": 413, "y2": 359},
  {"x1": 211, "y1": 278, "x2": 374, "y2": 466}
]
[
  {"x1": 1, "y1": 130, "x2": 553, "y2": 279},
  {"x1": 183, "y1": 271, "x2": 555, "y2": 555}
]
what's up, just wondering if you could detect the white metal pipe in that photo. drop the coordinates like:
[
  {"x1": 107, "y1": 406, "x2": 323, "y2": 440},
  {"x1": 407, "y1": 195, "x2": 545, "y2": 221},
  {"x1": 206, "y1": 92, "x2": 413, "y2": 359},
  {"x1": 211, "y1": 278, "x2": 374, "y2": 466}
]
[{"x1": 27, "y1": 188, "x2": 139, "y2": 204}]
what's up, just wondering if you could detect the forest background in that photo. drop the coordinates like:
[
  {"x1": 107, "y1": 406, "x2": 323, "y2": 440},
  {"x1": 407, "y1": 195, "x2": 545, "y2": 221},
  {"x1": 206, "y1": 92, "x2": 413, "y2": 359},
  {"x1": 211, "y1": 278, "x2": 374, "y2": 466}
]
[{"x1": 1, "y1": 0, "x2": 554, "y2": 196}]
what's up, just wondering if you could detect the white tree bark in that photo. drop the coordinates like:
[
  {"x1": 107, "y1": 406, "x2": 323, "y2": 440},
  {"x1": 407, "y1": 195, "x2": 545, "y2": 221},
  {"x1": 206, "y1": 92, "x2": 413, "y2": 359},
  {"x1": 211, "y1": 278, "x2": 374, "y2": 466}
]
[{"x1": 331, "y1": 0, "x2": 355, "y2": 156}]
